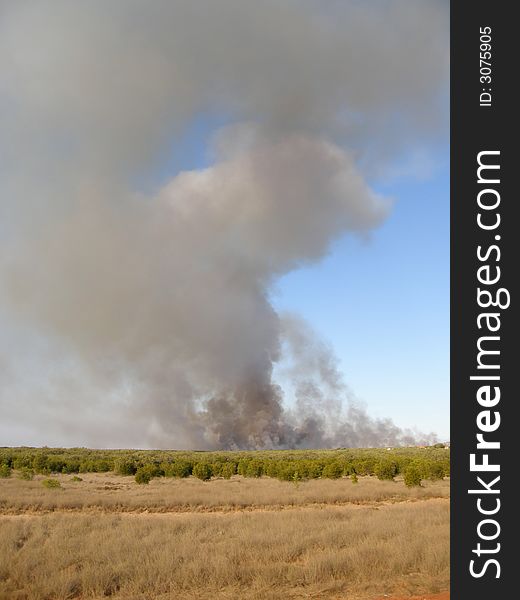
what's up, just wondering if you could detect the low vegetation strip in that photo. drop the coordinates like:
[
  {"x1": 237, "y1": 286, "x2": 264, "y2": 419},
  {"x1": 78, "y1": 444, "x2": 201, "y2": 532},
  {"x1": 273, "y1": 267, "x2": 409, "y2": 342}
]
[{"x1": 0, "y1": 445, "x2": 450, "y2": 486}]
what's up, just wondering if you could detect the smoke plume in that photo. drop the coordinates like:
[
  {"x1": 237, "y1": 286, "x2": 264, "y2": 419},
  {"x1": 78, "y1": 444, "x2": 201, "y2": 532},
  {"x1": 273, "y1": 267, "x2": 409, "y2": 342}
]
[{"x1": 0, "y1": 0, "x2": 447, "y2": 448}]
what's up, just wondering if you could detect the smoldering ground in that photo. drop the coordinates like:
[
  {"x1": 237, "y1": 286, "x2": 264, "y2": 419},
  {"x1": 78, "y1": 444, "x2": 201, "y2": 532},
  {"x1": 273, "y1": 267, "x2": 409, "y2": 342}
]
[{"x1": 0, "y1": 0, "x2": 447, "y2": 449}]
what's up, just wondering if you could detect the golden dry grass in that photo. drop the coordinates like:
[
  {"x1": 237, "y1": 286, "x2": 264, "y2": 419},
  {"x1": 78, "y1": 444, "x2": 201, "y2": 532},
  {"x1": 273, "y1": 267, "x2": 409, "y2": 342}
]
[
  {"x1": 0, "y1": 472, "x2": 449, "y2": 514},
  {"x1": 0, "y1": 475, "x2": 449, "y2": 600}
]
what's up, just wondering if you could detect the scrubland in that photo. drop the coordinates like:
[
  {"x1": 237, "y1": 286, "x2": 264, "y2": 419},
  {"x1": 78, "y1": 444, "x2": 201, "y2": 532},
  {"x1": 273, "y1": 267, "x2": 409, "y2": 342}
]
[
  {"x1": 0, "y1": 471, "x2": 448, "y2": 514},
  {"x1": 0, "y1": 470, "x2": 449, "y2": 600}
]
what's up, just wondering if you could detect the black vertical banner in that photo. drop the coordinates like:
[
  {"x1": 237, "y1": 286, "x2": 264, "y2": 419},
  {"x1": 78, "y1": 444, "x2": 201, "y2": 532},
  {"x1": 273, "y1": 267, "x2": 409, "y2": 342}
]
[{"x1": 451, "y1": 1, "x2": 516, "y2": 598}]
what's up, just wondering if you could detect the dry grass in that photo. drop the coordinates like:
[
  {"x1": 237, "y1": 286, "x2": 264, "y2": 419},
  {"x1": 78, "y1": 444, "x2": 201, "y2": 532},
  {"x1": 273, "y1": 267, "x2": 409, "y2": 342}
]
[
  {"x1": 0, "y1": 502, "x2": 449, "y2": 600},
  {"x1": 0, "y1": 475, "x2": 449, "y2": 600},
  {"x1": 0, "y1": 472, "x2": 449, "y2": 514}
]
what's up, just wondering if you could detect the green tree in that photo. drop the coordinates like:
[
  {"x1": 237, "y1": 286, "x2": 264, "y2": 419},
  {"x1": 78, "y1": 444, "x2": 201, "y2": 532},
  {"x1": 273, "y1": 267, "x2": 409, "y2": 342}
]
[
  {"x1": 192, "y1": 463, "x2": 213, "y2": 481},
  {"x1": 135, "y1": 466, "x2": 154, "y2": 485},
  {"x1": 114, "y1": 459, "x2": 137, "y2": 476},
  {"x1": 374, "y1": 460, "x2": 397, "y2": 481},
  {"x1": 220, "y1": 462, "x2": 236, "y2": 479},
  {"x1": 0, "y1": 464, "x2": 11, "y2": 478},
  {"x1": 245, "y1": 459, "x2": 264, "y2": 478},
  {"x1": 403, "y1": 465, "x2": 422, "y2": 487},
  {"x1": 165, "y1": 460, "x2": 192, "y2": 478},
  {"x1": 427, "y1": 462, "x2": 445, "y2": 481},
  {"x1": 322, "y1": 461, "x2": 343, "y2": 479},
  {"x1": 18, "y1": 467, "x2": 34, "y2": 480}
]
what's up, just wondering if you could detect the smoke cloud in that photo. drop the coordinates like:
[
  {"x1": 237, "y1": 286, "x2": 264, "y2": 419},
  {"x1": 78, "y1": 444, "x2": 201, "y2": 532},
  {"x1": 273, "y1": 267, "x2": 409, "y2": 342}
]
[{"x1": 0, "y1": 0, "x2": 447, "y2": 448}]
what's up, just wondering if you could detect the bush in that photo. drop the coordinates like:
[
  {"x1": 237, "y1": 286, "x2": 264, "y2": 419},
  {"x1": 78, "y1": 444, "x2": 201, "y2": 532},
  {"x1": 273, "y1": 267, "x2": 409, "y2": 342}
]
[
  {"x1": 71, "y1": 475, "x2": 83, "y2": 482},
  {"x1": 237, "y1": 459, "x2": 250, "y2": 477},
  {"x1": 13, "y1": 456, "x2": 33, "y2": 470},
  {"x1": 374, "y1": 460, "x2": 397, "y2": 481},
  {"x1": 42, "y1": 478, "x2": 61, "y2": 489},
  {"x1": 276, "y1": 462, "x2": 298, "y2": 482},
  {"x1": 18, "y1": 467, "x2": 34, "y2": 480},
  {"x1": 62, "y1": 461, "x2": 80, "y2": 474},
  {"x1": 0, "y1": 464, "x2": 12, "y2": 478},
  {"x1": 322, "y1": 461, "x2": 343, "y2": 479},
  {"x1": 245, "y1": 459, "x2": 264, "y2": 478},
  {"x1": 135, "y1": 467, "x2": 154, "y2": 485},
  {"x1": 165, "y1": 460, "x2": 193, "y2": 478},
  {"x1": 220, "y1": 462, "x2": 236, "y2": 479},
  {"x1": 403, "y1": 465, "x2": 422, "y2": 487},
  {"x1": 291, "y1": 470, "x2": 303, "y2": 486},
  {"x1": 265, "y1": 461, "x2": 281, "y2": 478},
  {"x1": 46, "y1": 459, "x2": 66, "y2": 474},
  {"x1": 350, "y1": 473, "x2": 358, "y2": 484},
  {"x1": 427, "y1": 462, "x2": 445, "y2": 481},
  {"x1": 114, "y1": 459, "x2": 138, "y2": 476},
  {"x1": 303, "y1": 460, "x2": 324, "y2": 479},
  {"x1": 32, "y1": 454, "x2": 49, "y2": 473},
  {"x1": 192, "y1": 463, "x2": 213, "y2": 481}
]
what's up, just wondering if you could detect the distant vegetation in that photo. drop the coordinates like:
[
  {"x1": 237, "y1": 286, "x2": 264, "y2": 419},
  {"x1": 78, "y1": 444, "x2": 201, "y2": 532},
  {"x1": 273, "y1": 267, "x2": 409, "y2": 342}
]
[{"x1": 0, "y1": 445, "x2": 449, "y2": 487}]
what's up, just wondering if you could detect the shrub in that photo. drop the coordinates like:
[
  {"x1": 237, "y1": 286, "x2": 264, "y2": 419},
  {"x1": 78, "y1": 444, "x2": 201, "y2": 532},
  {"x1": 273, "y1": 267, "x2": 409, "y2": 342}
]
[
  {"x1": 42, "y1": 478, "x2": 61, "y2": 489},
  {"x1": 342, "y1": 462, "x2": 355, "y2": 476},
  {"x1": 95, "y1": 460, "x2": 112, "y2": 472},
  {"x1": 192, "y1": 463, "x2": 213, "y2": 481},
  {"x1": 220, "y1": 462, "x2": 236, "y2": 479},
  {"x1": 350, "y1": 473, "x2": 359, "y2": 484},
  {"x1": 71, "y1": 476, "x2": 83, "y2": 482},
  {"x1": 13, "y1": 456, "x2": 33, "y2": 470},
  {"x1": 18, "y1": 467, "x2": 34, "y2": 480},
  {"x1": 245, "y1": 459, "x2": 264, "y2": 478},
  {"x1": 114, "y1": 459, "x2": 137, "y2": 476},
  {"x1": 135, "y1": 467, "x2": 154, "y2": 485},
  {"x1": 276, "y1": 462, "x2": 298, "y2": 482},
  {"x1": 209, "y1": 461, "x2": 224, "y2": 477},
  {"x1": 165, "y1": 460, "x2": 193, "y2": 478},
  {"x1": 62, "y1": 461, "x2": 80, "y2": 474},
  {"x1": 291, "y1": 470, "x2": 303, "y2": 487},
  {"x1": 322, "y1": 461, "x2": 343, "y2": 479},
  {"x1": 46, "y1": 459, "x2": 66, "y2": 474},
  {"x1": 374, "y1": 460, "x2": 397, "y2": 481},
  {"x1": 265, "y1": 461, "x2": 281, "y2": 478},
  {"x1": 355, "y1": 457, "x2": 378, "y2": 476},
  {"x1": 144, "y1": 462, "x2": 164, "y2": 478},
  {"x1": 403, "y1": 465, "x2": 423, "y2": 487},
  {"x1": 79, "y1": 460, "x2": 96, "y2": 473},
  {"x1": 32, "y1": 454, "x2": 49, "y2": 473},
  {"x1": 237, "y1": 459, "x2": 250, "y2": 477},
  {"x1": 299, "y1": 460, "x2": 323, "y2": 479},
  {"x1": 0, "y1": 464, "x2": 12, "y2": 478},
  {"x1": 427, "y1": 462, "x2": 445, "y2": 481}
]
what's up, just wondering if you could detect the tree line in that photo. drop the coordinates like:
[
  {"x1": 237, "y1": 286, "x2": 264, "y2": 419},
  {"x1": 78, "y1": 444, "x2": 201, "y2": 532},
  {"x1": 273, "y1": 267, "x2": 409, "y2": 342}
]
[{"x1": 0, "y1": 445, "x2": 449, "y2": 487}]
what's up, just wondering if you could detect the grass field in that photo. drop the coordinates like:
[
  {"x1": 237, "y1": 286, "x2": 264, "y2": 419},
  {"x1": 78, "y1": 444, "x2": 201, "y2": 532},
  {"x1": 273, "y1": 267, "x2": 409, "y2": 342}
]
[{"x1": 0, "y1": 472, "x2": 449, "y2": 600}]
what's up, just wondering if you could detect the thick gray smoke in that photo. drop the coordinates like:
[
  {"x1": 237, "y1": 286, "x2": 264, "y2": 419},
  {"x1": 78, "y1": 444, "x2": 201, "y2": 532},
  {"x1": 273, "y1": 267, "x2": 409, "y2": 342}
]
[{"x1": 0, "y1": 0, "x2": 447, "y2": 449}]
